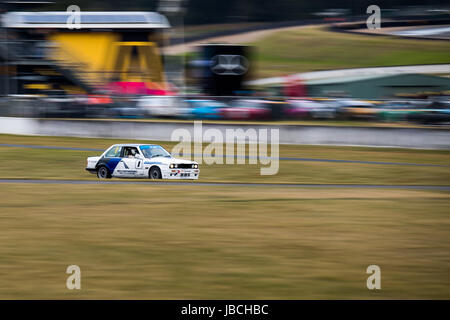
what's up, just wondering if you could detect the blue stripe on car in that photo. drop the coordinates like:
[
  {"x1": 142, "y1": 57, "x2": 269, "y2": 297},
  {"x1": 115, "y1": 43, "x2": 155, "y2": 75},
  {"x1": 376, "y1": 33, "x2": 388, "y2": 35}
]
[{"x1": 106, "y1": 158, "x2": 122, "y2": 172}]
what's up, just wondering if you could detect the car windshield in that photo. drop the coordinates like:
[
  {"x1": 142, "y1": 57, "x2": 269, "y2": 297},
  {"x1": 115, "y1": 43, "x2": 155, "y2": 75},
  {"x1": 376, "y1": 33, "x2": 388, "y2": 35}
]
[{"x1": 139, "y1": 145, "x2": 171, "y2": 158}]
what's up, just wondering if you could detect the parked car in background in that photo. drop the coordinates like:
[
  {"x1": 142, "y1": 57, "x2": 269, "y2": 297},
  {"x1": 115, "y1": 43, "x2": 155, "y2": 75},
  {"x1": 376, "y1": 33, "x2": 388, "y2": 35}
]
[
  {"x1": 407, "y1": 100, "x2": 450, "y2": 124},
  {"x1": 376, "y1": 100, "x2": 429, "y2": 122},
  {"x1": 137, "y1": 95, "x2": 188, "y2": 118},
  {"x1": 334, "y1": 100, "x2": 376, "y2": 120},
  {"x1": 284, "y1": 99, "x2": 311, "y2": 119},
  {"x1": 38, "y1": 96, "x2": 87, "y2": 118},
  {"x1": 85, "y1": 96, "x2": 145, "y2": 119},
  {"x1": 221, "y1": 99, "x2": 273, "y2": 120},
  {"x1": 286, "y1": 99, "x2": 337, "y2": 119},
  {"x1": 184, "y1": 99, "x2": 227, "y2": 120}
]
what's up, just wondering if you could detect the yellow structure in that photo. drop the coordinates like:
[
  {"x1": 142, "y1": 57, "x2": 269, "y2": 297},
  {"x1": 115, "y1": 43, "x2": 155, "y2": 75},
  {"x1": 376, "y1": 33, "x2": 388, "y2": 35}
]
[
  {"x1": 49, "y1": 33, "x2": 165, "y2": 86},
  {"x1": 3, "y1": 11, "x2": 170, "y2": 94}
]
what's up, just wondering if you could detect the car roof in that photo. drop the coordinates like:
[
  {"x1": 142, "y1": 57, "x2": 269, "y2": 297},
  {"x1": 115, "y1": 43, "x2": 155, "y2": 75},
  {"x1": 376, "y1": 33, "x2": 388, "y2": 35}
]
[{"x1": 111, "y1": 144, "x2": 159, "y2": 147}]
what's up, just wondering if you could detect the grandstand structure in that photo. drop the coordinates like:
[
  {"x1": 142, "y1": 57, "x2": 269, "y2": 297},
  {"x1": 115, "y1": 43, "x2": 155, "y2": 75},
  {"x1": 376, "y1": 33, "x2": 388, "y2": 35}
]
[{"x1": 0, "y1": 11, "x2": 170, "y2": 95}]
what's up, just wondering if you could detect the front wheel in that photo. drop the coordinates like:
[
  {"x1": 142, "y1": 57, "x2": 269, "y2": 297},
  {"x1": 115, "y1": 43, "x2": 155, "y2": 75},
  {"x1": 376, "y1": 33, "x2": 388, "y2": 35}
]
[
  {"x1": 97, "y1": 166, "x2": 111, "y2": 179},
  {"x1": 149, "y1": 167, "x2": 162, "y2": 179}
]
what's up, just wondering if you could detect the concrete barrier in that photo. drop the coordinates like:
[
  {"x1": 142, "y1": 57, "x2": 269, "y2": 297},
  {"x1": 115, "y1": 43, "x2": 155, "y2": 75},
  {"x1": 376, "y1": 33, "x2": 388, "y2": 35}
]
[{"x1": 1, "y1": 117, "x2": 449, "y2": 149}]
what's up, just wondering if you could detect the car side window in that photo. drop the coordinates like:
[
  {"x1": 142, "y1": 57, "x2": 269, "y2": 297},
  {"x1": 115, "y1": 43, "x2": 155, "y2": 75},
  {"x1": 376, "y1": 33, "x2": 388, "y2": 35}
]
[
  {"x1": 104, "y1": 146, "x2": 122, "y2": 158},
  {"x1": 122, "y1": 147, "x2": 140, "y2": 158}
]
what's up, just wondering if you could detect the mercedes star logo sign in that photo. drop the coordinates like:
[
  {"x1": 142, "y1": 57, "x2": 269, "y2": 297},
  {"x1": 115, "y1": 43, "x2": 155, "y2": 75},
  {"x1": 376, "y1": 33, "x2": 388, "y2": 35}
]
[{"x1": 210, "y1": 54, "x2": 249, "y2": 75}]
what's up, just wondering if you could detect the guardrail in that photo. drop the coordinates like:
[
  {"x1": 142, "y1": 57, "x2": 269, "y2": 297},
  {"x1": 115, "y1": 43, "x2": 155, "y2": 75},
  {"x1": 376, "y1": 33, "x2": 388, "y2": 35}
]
[{"x1": 0, "y1": 117, "x2": 449, "y2": 149}]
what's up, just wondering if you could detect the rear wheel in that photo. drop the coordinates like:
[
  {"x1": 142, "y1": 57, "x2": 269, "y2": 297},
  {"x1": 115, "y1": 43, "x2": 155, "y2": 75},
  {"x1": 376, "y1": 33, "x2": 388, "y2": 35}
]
[
  {"x1": 97, "y1": 166, "x2": 111, "y2": 179},
  {"x1": 149, "y1": 167, "x2": 162, "y2": 179}
]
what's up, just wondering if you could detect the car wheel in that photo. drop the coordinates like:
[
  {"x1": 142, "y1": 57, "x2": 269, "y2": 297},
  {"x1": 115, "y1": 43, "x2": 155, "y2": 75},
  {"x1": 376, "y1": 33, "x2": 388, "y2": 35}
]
[
  {"x1": 149, "y1": 167, "x2": 162, "y2": 179},
  {"x1": 97, "y1": 166, "x2": 111, "y2": 179}
]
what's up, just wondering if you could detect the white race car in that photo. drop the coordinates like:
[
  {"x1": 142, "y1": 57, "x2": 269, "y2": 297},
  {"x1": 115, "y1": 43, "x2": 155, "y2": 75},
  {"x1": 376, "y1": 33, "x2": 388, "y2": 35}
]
[{"x1": 86, "y1": 144, "x2": 199, "y2": 180}]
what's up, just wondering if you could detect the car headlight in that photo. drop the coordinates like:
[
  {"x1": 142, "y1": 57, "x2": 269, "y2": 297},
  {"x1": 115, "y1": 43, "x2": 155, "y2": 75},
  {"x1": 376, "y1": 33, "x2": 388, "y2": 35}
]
[
  {"x1": 170, "y1": 164, "x2": 178, "y2": 168},
  {"x1": 193, "y1": 164, "x2": 198, "y2": 169},
  {"x1": 169, "y1": 164, "x2": 174, "y2": 168}
]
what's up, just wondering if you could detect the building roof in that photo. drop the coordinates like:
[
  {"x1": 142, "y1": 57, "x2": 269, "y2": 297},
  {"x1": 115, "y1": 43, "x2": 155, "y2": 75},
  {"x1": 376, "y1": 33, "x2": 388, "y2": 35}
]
[
  {"x1": 2, "y1": 11, "x2": 170, "y2": 29},
  {"x1": 306, "y1": 73, "x2": 450, "y2": 86},
  {"x1": 306, "y1": 74, "x2": 389, "y2": 85}
]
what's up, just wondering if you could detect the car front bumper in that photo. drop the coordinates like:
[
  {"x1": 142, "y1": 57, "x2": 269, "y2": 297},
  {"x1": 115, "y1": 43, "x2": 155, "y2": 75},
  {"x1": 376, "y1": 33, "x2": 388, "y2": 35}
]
[{"x1": 163, "y1": 168, "x2": 200, "y2": 179}]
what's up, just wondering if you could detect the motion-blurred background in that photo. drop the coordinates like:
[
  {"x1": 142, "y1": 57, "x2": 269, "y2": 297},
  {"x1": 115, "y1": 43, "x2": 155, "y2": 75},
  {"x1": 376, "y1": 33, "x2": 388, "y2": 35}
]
[
  {"x1": 0, "y1": 1, "x2": 449, "y2": 300},
  {"x1": 0, "y1": 0, "x2": 449, "y2": 124}
]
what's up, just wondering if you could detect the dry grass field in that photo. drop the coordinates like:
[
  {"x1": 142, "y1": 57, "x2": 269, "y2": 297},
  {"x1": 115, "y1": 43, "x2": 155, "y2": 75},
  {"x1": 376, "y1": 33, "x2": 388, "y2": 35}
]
[{"x1": 0, "y1": 134, "x2": 449, "y2": 299}]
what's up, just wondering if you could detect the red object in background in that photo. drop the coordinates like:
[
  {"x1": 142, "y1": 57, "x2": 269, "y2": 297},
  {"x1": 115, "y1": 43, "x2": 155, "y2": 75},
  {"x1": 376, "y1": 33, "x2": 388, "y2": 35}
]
[
  {"x1": 284, "y1": 75, "x2": 306, "y2": 98},
  {"x1": 221, "y1": 100, "x2": 272, "y2": 120},
  {"x1": 87, "y1": 95, "x2": 112, "y2": 105},
  {"x1": 284, "y1": 104, "x2": 310, "y2": 119},
  {"x1": 324, "y1": 17, "x2": 346, "y2": 22},
  {"x1": 106, "y1": 82, "x2": 176, "y2": 96},
  {"x1": 221, "y1": 106, "x2": 272, "y2": 120}
]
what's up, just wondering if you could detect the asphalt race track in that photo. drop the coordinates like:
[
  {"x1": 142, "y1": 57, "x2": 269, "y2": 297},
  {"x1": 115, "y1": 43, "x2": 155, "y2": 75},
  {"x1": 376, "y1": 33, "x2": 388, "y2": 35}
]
[
  {"x1": 1, "y1": 143, "x2": 449, "y2": 190},
  {"x1": 0, "y1": 179, "x2": 449, "y2": 190},
  {"x1": 389, "y1": 25, "x2": 450, "y2": 40},
  {"x1": 1, "y1": 144, "x2": 449, "y2": 168}
]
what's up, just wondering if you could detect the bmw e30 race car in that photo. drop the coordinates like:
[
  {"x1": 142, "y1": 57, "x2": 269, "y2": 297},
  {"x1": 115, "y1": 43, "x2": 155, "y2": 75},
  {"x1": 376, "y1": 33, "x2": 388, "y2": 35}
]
[{"x1": 86, "y1": 144, "x2": 199, "y2": 180}]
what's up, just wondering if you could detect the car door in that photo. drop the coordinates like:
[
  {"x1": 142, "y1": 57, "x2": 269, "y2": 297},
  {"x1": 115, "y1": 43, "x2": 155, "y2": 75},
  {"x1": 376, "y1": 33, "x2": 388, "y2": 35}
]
[
  {"x1": 133, "y1": 155, "x2": 146, "y2": 177},
  {"x1": 121, "y1": 156, "x2": 145, "y2": 177},
  {"x1": 118, "y1": 146, "x2": 143, "y2": 178},
  {"x1": 118, "y1": 147, "x2": 136, "y2": 178}
]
